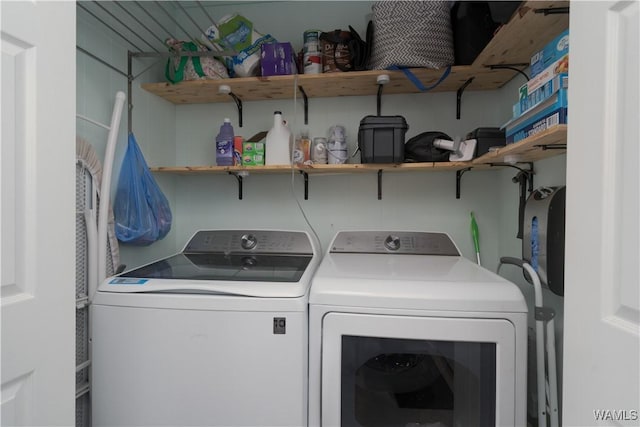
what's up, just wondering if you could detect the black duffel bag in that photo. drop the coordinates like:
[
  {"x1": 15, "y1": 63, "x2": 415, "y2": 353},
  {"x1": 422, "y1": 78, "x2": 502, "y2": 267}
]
[{"x1": 404, "y1": 131, "x2": 452, "y2": 162}]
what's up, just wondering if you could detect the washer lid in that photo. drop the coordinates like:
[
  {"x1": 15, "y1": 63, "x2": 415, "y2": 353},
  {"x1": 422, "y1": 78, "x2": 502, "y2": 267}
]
[
  {"x1": 310, "y1": 252, "x2": 527, "y2": 313},
  {"x1": 98, "y1": 229, "x2": 319, "y2": 298},
  {"x1": 117, "y1": 252, "x2": 312, "y2": 283}
]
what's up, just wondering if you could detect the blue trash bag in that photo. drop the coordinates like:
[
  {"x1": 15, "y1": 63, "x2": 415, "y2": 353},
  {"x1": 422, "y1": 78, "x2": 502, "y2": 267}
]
[{"x1": 114, "y1": 133, "x2": 172, "y2": 245}]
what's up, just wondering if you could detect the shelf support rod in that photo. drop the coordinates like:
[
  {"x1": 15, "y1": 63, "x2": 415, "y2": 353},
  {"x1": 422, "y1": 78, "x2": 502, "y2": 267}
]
[
  {"x1": 376, "y1": 74, "x2": 390, "y2": 116},
  {"x1": 378, "y1": 169, "x2": 383, "y2": 200},
  {"x1": 229, "y1": 172, "x2": 243, "y2": 200},
  {"x1": 535, "y1": 7, "x2": 570, "y2": 15},
  {"x1": 77, "y1": 46, "x2": 128, "y2": 78},
  {"x1": 489, "y1": 162, "x2": 535, "y2": 193},
  {"x1": 456, "y1": 167, "x2": 473, "y2": 199},
  {"x1": 229, "y1": 92, "x2": 243, "y2": 128},
  {"x1": 127, "y1": 51, "x2": 133, "y2": 134},
  {"x1": 489, "y1": 64, "x2": 530, "y2": 82},
  {"x1": 489, "y1": 162, "x2": 534, "y2": 239},
  {"x1": 218, "y1": 84, "x2": 243, "y2": 128},
  {"x1": 299, "y1": 170, "x2": 309, "y2": 200},
  {"x1": 298, "y1": 86, "x2": 309, "y2": 125},
  {"x1": 456, "y1": 77, "x2": 475, "y2": 120},
  {"x1": 538, "y1": 144, "x2": 567, "y2": 150}
]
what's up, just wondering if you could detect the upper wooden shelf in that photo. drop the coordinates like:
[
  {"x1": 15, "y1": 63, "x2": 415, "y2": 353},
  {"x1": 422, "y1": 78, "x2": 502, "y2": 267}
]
[
  {"x1": 142, "y1": 1, "x2": 569, "y2": 105},
  {"x1": 149, "y1": 125, "x2": 567, "y2": 175}
]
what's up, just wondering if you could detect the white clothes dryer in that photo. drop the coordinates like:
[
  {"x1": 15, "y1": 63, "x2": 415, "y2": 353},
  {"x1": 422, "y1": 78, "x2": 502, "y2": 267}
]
[
  {"x1": 91, "y1": 229, "x2": 320, "y2": 427},
  {"x1": 308, "y1": 231, "x2": 527, "y2": 427}
]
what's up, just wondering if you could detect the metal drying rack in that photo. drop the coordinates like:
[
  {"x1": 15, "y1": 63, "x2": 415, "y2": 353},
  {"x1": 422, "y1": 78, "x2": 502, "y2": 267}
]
[{"x1": 76, "y1": 1, "x2": 239, "y2": 133}]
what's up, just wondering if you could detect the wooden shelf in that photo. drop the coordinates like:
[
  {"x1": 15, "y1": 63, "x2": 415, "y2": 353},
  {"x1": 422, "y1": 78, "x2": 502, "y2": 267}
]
[
  {"x1": 150, "y1": 161, "x2": 486, "y2": 175},
  {"x1": 472, "y1": 1, "x2": 569, "y2": 67},
  {"x1": 141, "y1": 1, "x2": 569, "y2": 104},
  {"x1": 142, "y1": 66, "x2": 521, "y2": 104},
  {"x1": 472, "y1": 125, "x2": 567, "y2": 164},
  {"x1": 150, "y1": 125, "x2": 567, "y2": 175}
]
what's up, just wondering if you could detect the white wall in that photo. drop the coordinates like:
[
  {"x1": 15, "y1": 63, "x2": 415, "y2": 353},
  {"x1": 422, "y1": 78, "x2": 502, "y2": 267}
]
[{"x1": 172, "y1": 89, "x2": 510, "y2": 267}]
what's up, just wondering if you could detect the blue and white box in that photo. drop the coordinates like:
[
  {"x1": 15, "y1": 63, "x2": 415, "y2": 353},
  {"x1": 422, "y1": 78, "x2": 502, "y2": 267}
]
[
  {"x1": 530, "y1": 29, "x2": 569, "y2": 78},
  {"x1": 504, "y1": 88, "x2": 568, "y2": 144},
  {"x1": 515, "y1": 73, "x2": 568, "y2": 118}
]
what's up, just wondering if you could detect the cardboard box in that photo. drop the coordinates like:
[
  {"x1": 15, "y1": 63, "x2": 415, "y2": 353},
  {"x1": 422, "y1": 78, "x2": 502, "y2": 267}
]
[
  {"x1": 515, "y1": 73, "x2": 568, "y2": 118},
  {"x1": 233, "y1": 136, "x2": 243, "y2": 166},
  {"x1": 505, "y1": 88, "x2": 568, "y2": 143},
  {"x1": 530, "y1": 29, "x2": 569, "y2": 78},
  {"x1": 261, "y1": 42, "x2": 295, "y2": 76},
  {"x1": 242, "y1": 132, "x2": 267, "y2": 166},
  {"x1": 243, "y1": 153, "x2": 265, "y2": 166}
]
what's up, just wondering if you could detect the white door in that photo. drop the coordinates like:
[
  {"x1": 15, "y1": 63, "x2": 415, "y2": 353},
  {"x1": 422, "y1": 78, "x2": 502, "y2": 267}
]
[
  {"x1": 563, "y1": 1, "x2": 640, "y2": 426},
  {"x1": 1, "y1": 2, "x2": 76, "y2": 426}
]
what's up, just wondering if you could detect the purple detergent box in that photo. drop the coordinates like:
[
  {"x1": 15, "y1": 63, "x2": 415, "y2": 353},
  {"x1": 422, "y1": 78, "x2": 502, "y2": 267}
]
[{"x1": 261, "y1": 42, "x2": 295, "y2": 76}]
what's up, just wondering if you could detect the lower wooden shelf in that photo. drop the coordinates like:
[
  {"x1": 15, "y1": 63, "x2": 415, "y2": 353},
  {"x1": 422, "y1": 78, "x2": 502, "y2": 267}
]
[
  {"x1": 473, "y1": 125, "x2": 567, "y2": 164},
  {"x1": 149, "y1": 125, "x2": 567, "y2": 175},
  {"x1": 149, "y1": 161, "x2": 481, "y2": 175}
]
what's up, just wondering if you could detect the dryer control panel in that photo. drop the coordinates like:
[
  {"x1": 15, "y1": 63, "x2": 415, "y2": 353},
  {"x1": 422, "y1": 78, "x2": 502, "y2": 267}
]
[{"x1": 330, "y1": 231, "x2": 460, "y2": 255}]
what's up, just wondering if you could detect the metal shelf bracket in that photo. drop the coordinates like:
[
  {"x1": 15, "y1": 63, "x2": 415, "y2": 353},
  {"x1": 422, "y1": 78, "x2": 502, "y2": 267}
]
[
  {"x1": 488, "y1": 162, "x2": 535, "y2": 238},
  {"x1": 298, "y1": 86, "x2": 309, "y2": 125},
  {"x1": 229, "y1": 172, "x2": 244, "y2": 200},
  {"x1": 299, "y1": 170, "x2": 309, "y2": 200},
  {"x1": 537, "y1": 144, "x2": 567, "y2": 150},
  {"x1": 534, "y1": 7, "x2": 570, "y2": 15},
  {"x1": 489, "y1": 64, "x2": 530, "y2": 82},
  {"x1": 219, "y1": 85, "x2": 243, "y2": 127},
  {"x1": 377, "y1": 74, "x2": 390, "y2": 116},
  {"x1": 456, "y1": 77, "x2": 475, "y2": 120},
  {"x1": 456, "y1": 167, "x2": 473, "y2": 199}
]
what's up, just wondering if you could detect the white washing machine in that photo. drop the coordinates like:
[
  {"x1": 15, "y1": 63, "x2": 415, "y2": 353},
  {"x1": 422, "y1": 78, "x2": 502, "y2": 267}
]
[
  {"x1": 308, "y1": 231, "x2": 528, "y2": 427},
  {"x1": 91, "y1": 229, "x2": 320, "y2": 427}
]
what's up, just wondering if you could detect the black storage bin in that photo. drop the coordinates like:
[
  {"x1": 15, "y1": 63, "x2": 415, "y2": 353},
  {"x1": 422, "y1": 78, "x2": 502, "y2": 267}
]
[
  {"x1": 451, "y1": 1, "x2": 521, "y2": 65},
  {"x1": 466, "y1": 127, "x2": 506, "y2": 157},
  {"x1": 358, "y1": 115, "x2": 408, "y2": 163}
]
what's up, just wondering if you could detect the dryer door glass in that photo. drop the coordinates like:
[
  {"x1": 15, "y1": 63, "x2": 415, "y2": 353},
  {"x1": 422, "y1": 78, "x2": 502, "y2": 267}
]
[
  {"x1": 320, "y1": 313, "x2": 519, "y2": 427},
  {"x1": 341, "y1": 336, "x2": 495, "y2": 427}
]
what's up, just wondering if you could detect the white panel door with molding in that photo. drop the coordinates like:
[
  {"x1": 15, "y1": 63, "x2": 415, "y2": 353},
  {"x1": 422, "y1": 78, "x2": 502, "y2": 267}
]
[
  {"x1": 1, "y1": 2, "x2": 75, "y2": 426},
  {"x1": 564, "y1": 1, "x2": 640, "y2": 426}
]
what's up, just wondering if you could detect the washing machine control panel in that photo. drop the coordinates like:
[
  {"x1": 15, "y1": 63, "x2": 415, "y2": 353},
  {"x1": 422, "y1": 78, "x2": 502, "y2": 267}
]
[
  {"x1": 184, "y1": 230, "x2": 314, "y2": 254},
  {"x1": 331, "y1": 231, "x2": 460, "y2": 255}
]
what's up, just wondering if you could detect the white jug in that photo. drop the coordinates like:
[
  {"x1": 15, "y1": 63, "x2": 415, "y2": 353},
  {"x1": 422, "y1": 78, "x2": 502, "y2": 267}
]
[{"x1": 265, "y1": 111, "x2": 292, "y2": 165}]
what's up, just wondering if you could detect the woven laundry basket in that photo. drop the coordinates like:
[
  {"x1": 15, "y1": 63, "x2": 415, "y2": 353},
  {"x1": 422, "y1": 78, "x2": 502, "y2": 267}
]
[{"x1": 369, "y1": 0, "x2": 454, "y2": 70}]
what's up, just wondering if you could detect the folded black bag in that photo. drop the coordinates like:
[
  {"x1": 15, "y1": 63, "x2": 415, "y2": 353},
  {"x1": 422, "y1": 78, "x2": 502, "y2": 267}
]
[{"x1": 404, "y1": 131, "x2": 452, "y2": 162}]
